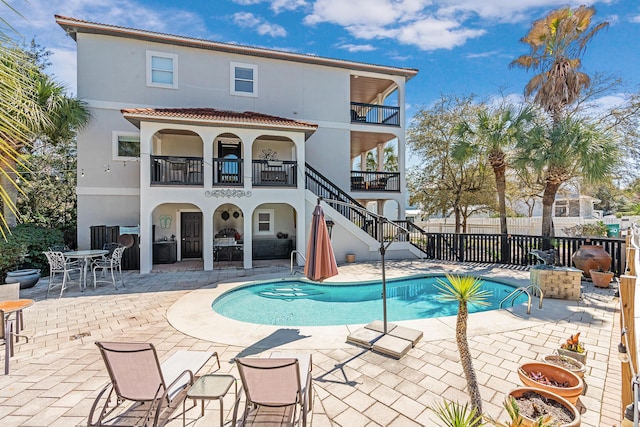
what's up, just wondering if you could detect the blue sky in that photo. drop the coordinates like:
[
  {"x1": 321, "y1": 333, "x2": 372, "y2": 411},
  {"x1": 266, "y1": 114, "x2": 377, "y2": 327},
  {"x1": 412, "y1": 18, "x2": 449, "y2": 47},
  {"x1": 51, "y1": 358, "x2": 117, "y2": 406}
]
[{"x1": 2, "y1": 0, "x2": 639, "y2": 115}]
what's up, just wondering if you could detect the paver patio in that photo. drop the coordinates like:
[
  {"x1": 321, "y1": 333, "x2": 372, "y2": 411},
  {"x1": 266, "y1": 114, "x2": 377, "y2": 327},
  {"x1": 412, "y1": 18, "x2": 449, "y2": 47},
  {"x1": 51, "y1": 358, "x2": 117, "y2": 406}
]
[{"x1": 0, "y1": 259, "x2": 623, "y2": 426}]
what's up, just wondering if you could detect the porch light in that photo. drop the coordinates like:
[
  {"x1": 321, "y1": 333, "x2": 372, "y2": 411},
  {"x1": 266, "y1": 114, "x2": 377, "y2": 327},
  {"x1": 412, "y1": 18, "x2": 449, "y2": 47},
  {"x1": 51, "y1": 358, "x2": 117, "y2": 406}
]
[{"x1": 326, "y1": 220, "x2": 335, "y2": 239}]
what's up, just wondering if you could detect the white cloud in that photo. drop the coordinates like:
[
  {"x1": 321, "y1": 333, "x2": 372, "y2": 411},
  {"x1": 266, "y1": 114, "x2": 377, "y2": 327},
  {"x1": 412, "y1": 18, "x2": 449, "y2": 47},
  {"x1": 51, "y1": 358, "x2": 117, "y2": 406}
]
[
  {"x1": 233, "y1": 12, "x2": 287, "y2": 37},
  {"x1": 466, "y1": 50, "x2": 500, "y2": 59},
  {"x1": 336, "y1": 43, "x2": 376, "y2": 52},
  {"x1": 233, "y1": 0, "x2": 307, "y2": 13},
  {"x1": 630, "y1": 15, "x2": 640, "y2": 24}
]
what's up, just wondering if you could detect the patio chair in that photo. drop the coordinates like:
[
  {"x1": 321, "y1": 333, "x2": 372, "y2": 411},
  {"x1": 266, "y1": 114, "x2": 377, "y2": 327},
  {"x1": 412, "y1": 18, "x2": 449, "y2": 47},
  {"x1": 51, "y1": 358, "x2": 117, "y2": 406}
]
[
  {"x1": 233, "y1": 354, "x2": 312, "y2": 427},
  {"x1": 91, "y1": 246, "x2": 126, "y2": 289},
  {"x1": 0, "y1": 283, "x2": 24, "y2": 340},
  {"x1": 44, "y1": 251, "x2": 82, "y2": 298},
  {"x1": 89, "y1": 341, "x2": 217, "y2": 427},
  {"x1": 1, "y1": 309, "x2": 15, "y2": 375}
]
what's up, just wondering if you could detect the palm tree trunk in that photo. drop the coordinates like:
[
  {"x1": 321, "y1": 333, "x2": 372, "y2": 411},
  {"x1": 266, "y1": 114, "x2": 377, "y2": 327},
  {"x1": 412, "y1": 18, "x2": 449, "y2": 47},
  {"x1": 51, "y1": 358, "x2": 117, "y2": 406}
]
[
  {"x1": 494, "y1": 164, "x2": 510, "y2": 263},
  {"x1": 541, "y1": 181, "x2": 561, "y2": 249},
  {"x1": 456, "y1": 301, "x2": 483, "y2": 419},
  {"x1": 1, "y1": 160, "x2": 18, "y2": 228}
]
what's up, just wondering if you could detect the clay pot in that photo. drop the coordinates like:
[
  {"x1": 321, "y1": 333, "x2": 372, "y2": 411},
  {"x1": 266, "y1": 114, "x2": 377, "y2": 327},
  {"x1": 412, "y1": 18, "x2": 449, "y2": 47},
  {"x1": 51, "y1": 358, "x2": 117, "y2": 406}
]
[
  {"x1": 518, "y1": 362, "x2": 584, "y2": 404},
  {"x1": 572, "y1": 245, "x2": 611, "y2": 278},
  {"x1": 508, "y1": 387, "x2": 581, "y2": 427},
  {"x1": 589, "y1": 269, "x2": 614, "y2": 288},
  {"x1": 543, "y1": 355, "x2": 587, "y2": 378}
]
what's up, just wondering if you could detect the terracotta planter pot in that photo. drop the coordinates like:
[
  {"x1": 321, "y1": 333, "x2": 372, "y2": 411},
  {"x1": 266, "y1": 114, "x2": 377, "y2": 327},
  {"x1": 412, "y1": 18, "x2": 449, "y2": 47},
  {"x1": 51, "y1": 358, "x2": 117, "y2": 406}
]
[
  {"x1": 543, "y1": 355, "x2": 586, "y2": 378},
  {"x1": 571, "y1": 245, "x2": 611, "y2": 278},
  {"x1": 557, "y1": 348, "x2": 588, "y2": 365},
  {"x1": 508, "y1": 387, "x2": 581, "y2": 427},
  {"x1": 589, "y1": 269, "x2": 614, "y2": 288},
  {"x1": 518, "y1": 362, "x2": 584, "y2": 404}
]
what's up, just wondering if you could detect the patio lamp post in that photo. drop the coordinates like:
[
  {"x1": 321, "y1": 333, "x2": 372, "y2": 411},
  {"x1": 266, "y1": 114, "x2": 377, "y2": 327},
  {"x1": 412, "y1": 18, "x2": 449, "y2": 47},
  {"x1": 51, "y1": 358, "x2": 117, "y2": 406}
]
[{"x1": 325, "y1": 220, "x2": 335, "y2": 239}]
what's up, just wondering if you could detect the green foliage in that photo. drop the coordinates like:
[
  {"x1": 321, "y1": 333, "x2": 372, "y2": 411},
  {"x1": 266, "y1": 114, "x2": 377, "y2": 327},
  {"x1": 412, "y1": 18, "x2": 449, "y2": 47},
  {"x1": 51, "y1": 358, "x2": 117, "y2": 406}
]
[
  {"x1": 0, "y1": 224, "x2": 63, "y2": 281},
  {"x1": 562, "y1": 221, "x2": 608, "y2": 237},
  {"x1": 432, "y1": 400, "x2": 484, "y2": 427},
  {"x1": 436, "y1": 274, "x2": 491, "y2": 307}
]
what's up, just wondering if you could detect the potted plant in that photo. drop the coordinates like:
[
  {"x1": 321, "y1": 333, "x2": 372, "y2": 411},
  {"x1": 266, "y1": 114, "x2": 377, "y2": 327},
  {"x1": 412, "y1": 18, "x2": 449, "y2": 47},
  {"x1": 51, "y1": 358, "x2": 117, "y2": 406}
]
[
  {"x1": 485, "y1": 395, "x2": 555, "y2": 427},
  {"x1": 517, "y1": 362, "x2": 584, "y2": 404},
  {"x1": 504, "y1": 388, "x2": 580, "y2": 427},
  {"x1": 542, "y1": 354, "x2": 586, "y2": 378},
  {"x1": 558, "y1": 333, "x2": 587, "y2": 365}
]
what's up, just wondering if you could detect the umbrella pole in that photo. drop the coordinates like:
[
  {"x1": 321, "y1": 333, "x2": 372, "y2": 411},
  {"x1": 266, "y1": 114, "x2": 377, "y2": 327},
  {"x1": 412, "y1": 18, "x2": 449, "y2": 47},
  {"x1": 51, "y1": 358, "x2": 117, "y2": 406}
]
[{"x1": 379, "y1": 218, "x2": 387, "y2": 335}]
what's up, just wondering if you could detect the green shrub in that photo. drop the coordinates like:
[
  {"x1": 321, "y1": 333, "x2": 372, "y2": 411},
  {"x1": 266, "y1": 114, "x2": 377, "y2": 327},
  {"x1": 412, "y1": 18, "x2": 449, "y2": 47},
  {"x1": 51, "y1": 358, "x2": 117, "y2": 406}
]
[{"x1": 0, "y1": 224, "x2": 64, "y2": 282}]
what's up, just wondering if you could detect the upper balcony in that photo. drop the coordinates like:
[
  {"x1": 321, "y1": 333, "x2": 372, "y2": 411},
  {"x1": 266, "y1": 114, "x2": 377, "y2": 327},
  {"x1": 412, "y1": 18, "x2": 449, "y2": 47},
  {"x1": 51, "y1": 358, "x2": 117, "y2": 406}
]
[
  {"x1": 150, "y1": 155, "x2": 297, "y2": 188},
  {"x1": 350, "y1": 74, "x2": 400, "y2": 127},
  {"x1": 350, "y1": 170, "x2": 400, "y2": 192},
  {"x1": 350, "y1": 102, "x2": 400, "y2": 126}
]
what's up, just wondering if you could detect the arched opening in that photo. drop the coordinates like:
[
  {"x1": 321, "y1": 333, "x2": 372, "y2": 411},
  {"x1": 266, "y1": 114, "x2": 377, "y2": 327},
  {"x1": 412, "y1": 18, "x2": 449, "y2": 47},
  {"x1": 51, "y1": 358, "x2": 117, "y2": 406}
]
[
  {"x1": 213, "y1": 203, "x2": 244, "y2": 264},
  {"x1": 214, "y1": 133, "x2": 243, "y2": 186},
  {"x1": 150, "y1": 129, "x2": 204, "y2": 185},
  {"x1": 151, "y1": 203, "x2": 202, "y2": 267}
]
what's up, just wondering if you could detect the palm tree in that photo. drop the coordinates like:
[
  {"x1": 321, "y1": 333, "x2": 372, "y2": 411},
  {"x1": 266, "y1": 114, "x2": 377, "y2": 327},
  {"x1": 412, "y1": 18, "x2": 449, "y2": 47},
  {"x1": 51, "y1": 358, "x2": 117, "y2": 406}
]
[
  {"x1": 510, "y1": 5, "x2": 609, "y2": 123},
  {"x1": 0, "y1": 45, "x2": 49, "y2": 237},
  {"x1": 456, "y1": 104, "x2": 535, "y2": 240},
  {"x1": 436, "y1": 274, "x2": 491, "y2": 421},
  {"x1": 1, "y1": 45, "x2": 91, "y2": 233},
  {"x1": 514, "y1": 115, "x2": 618, "y2": 239}
]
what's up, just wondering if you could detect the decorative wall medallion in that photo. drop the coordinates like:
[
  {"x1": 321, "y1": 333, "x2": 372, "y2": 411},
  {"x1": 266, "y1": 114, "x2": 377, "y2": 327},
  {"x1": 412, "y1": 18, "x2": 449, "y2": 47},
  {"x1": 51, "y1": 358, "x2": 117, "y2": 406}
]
[{"x1": 205, "y1": 189, "x2": 252, "y2": 198}]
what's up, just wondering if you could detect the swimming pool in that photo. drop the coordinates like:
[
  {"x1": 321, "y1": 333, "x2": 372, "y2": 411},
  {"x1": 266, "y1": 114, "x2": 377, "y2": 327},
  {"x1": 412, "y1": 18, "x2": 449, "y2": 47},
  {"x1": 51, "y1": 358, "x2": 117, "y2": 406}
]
[{"x1": 211, "y1": 275, "x2": 526, "y2": 326}]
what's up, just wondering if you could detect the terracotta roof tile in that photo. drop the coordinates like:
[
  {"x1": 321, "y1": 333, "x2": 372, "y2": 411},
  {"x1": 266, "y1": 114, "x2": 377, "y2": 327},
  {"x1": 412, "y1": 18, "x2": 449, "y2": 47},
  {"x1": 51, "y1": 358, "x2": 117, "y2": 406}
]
[{"x1": 121, "y1": 108, "x2": 318, "y2": 130}]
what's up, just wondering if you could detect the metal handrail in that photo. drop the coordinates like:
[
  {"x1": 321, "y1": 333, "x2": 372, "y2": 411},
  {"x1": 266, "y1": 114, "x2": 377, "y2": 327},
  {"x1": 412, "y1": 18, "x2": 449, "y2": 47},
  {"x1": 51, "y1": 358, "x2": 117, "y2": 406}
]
[
  {"x1": 499, "y1": 285, "x2": 544, "y2": 315},
  {"x1": 291, "y1": 250, "x2": 306, "y2": 275}
]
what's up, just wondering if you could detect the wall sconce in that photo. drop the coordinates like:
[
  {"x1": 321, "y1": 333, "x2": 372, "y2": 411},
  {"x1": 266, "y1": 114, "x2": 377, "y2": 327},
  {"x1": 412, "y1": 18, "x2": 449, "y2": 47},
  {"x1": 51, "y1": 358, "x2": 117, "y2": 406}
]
[
  {"x1": 104, "y1": 164, "x2": 111, "y2": 173},
  {"x1": 326, "y1": 219, "x2": 335, "y2": 239},
  {"x1": 81, "y1": 169, "x2": 85, "y2": 177}
]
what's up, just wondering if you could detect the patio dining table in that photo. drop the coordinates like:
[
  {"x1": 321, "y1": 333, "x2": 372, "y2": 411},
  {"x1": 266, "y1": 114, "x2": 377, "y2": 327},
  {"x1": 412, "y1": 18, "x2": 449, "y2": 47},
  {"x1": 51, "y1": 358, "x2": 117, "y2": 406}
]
[{"x1": 64, "y1": 249, "x2": 109, "y2": 290}]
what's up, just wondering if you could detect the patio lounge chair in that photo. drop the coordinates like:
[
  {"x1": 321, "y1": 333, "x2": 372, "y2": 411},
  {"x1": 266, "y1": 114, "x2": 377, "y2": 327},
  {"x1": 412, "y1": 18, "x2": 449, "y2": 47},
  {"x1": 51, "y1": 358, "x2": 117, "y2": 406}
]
[
  {"x1": 88, "y1": 341, "x2": 217, "y2": 427},
  {"x1": 233, "y1": 353, "x2": 312, "y2": 427}
]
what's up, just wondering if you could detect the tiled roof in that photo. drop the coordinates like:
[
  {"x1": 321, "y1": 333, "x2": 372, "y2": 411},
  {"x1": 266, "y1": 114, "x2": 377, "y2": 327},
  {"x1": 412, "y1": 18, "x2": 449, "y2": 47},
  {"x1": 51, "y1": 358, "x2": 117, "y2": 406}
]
[
  {"x1": 55, "y1": 15, "x2": 418, "y2": 79},
  {"x1": 121, "y1": 108, "x2": 318, "y2": 131}
]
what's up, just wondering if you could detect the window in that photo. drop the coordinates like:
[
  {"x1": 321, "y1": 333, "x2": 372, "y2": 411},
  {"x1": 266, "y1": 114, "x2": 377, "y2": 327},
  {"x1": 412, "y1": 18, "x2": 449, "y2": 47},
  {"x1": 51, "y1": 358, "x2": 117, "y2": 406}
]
[
  {"x1": 230, "y1": 62, "x2": 257, "y2": 96},
  {"x1": 112, "y1": 132, "x2": 140, "y2": 161},
  {"x1": 254, "y1": 209, "x2": 274, "y2": 235},
  {"x1": 146, "y1": 51, "x2": 178, "y2": 88}
]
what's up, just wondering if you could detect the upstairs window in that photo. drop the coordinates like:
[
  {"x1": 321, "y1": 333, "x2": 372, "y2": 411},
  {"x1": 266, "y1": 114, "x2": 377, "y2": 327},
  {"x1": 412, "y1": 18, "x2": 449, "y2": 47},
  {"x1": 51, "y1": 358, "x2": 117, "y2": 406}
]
[
  {"x1": 146, "y1": 51, "x2": 178, "y2": 89},
  {"x1": 230, "y1": 62, "x2": 257, "y2": 97},
  {"x1": 113, "y1": 132, "x2": 140, "y2": 161}
]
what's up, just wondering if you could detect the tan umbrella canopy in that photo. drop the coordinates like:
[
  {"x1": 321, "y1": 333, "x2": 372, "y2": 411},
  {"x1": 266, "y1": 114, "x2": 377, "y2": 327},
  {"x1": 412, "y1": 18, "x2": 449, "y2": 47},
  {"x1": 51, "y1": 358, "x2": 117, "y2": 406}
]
[{"x1": 304, "y1": 204, "x2": 338, "y2": 281}]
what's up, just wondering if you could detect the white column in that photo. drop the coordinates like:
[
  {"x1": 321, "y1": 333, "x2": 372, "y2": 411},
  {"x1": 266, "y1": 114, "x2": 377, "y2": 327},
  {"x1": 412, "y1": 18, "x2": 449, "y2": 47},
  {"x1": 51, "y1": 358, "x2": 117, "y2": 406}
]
[
  {"x1": 243, "y1": 212, "x2": 252, "y2": 269},
  {"x1": 377, "y1": 143, "x2": 384, "y2": 171},
  {"x1": 139, "y1": 124, "x2": 154, "y2": 274}
]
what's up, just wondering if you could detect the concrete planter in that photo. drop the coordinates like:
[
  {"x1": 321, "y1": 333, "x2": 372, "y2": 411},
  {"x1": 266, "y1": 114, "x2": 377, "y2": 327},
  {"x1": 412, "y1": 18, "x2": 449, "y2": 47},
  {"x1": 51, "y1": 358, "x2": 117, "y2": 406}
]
[
  {"x1": 4, "y1": 269, "x2": 41, "y2": 289},
  {"x1": 557, "y1": 348, "x2": 588, "y2": 365}
]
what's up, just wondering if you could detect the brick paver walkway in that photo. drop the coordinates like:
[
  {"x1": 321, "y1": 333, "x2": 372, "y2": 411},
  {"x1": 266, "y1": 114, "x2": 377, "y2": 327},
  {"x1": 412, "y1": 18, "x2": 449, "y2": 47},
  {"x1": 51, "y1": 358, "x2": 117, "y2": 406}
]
[{"x1": 0, "y1": 260, "x2": 622, "y2": 426}]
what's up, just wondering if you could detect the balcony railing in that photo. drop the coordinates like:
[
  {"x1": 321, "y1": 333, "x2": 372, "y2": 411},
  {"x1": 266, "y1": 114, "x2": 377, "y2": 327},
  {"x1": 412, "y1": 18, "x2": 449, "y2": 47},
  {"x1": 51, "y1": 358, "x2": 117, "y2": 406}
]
[
  {"x1": 151, "y1": 155, "x2": 203, "y2": 185},
  {"x1": 213, "y1": 157, "x2": 243, "y2": 186},
  {"x1": 350, "y1": 171, "x2": 400, "y2": 192},
  {"x1": 252, "y1": 160, "x2": 297, "y2": 187},
  {"x1": 350, "y1": 102, "x2": 400, "y2": 126}
]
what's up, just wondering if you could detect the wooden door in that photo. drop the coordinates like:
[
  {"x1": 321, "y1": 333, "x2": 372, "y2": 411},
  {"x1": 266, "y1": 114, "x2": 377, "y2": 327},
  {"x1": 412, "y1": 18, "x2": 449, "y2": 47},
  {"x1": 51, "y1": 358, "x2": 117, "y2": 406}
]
[{"x1": 181, "y1": 212, "x2": 202, "y2": 258}]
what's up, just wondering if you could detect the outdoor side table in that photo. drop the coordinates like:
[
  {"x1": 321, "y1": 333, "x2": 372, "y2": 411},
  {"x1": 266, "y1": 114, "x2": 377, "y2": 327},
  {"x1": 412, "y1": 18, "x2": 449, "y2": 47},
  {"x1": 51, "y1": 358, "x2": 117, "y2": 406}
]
[{"x1": 184, "y1": 374, "x2": 237, "y2": 427}]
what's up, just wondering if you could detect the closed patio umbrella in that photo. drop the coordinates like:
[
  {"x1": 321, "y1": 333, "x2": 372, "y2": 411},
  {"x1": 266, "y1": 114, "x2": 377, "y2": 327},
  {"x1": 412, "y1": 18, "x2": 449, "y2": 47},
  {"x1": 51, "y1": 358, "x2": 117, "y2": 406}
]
[{"x1": 304, "y1": 204, "x2": 338, "y2": 281}]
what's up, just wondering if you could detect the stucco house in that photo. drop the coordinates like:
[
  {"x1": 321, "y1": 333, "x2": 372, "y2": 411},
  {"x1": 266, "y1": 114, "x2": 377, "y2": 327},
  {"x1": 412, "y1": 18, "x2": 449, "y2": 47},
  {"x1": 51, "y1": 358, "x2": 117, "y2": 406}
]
[{"x1": 55, "y1": 15, "x2": 418, "y2": 273}]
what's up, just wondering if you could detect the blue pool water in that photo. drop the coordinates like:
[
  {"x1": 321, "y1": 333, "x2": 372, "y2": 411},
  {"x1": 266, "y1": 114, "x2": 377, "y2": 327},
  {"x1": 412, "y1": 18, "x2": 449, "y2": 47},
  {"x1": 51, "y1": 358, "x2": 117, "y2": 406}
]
[{"x1": 211, "y1": 275, "x2": 526, "y2": 326}]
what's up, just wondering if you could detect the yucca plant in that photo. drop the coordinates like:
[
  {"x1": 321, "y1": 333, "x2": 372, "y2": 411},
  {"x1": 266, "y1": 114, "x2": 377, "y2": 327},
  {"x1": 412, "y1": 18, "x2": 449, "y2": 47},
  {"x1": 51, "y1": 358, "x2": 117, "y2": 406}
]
[
  {"x1": 432, "y1": 400, "x2": 484, "y2": 427},
  {"x1": 436, "y1": 274, "x2": 491, "y2": 421}
]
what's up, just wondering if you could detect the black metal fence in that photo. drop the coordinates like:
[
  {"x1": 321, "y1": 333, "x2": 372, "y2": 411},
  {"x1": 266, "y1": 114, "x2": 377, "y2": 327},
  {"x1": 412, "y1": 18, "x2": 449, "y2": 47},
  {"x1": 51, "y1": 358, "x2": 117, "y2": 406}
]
[
  {"x1": 350, "y1": 102, "x2": 400, "y2": 126},
  {"x1": 399, "y1": 230, "x2": 626, "y2": 276}
]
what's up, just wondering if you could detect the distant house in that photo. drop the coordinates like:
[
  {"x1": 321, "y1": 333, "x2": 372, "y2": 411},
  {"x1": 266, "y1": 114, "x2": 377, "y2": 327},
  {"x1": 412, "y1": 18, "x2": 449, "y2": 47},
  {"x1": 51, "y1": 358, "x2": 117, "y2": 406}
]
[
  {"x1": 553, "y1": 195, "x2": 602, "y2": 219},
  {"x1": 56, "y1": 15, "x2": 418, "y2": 273}
]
